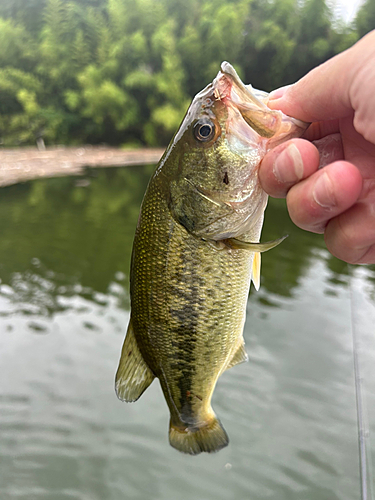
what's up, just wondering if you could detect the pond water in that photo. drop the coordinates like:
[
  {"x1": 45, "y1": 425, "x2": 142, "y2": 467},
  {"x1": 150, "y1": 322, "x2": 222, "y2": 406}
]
[{"x1": 0, "y1": 165, "x2": 374, "y2": 500}]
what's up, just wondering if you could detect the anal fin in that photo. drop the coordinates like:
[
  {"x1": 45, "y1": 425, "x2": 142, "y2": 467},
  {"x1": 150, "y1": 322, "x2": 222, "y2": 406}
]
[
  {"x1": 226, "y1": 341, "x2": 248, "y2": 371},
  {"x1": 115, "y1": 317, "x2": 154, "y2": 402}
]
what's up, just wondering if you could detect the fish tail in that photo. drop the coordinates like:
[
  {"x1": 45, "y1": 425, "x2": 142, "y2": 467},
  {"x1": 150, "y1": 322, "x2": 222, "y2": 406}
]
[{"x1": 169, "y1": 416, "x2": 229, "y2": 455}]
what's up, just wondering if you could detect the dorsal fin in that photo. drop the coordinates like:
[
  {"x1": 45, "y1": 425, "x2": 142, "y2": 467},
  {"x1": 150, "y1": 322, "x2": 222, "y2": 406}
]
[{"x1": 115, "y1": 318, "x2": 155, "y2": 402}]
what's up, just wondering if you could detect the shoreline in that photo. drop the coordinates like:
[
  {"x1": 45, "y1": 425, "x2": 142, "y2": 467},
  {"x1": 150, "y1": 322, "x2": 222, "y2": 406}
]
[{"x1": 0, "y1": 146, "x2": 164, "y2": 187}]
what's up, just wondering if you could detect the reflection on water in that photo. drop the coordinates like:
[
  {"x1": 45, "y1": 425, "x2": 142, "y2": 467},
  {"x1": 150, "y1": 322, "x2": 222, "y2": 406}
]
[{"x1": 0, "y1": 166, "x2": 374, "y2": 500}]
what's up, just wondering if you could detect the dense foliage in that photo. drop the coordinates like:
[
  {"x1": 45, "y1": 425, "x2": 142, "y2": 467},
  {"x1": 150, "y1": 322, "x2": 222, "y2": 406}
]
[{"x1": 0, "y1": 0, "x2": 372, "y2": 147}]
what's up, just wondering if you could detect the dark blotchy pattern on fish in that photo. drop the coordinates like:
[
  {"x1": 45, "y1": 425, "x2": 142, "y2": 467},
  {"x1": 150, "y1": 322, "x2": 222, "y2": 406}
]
[{"x1": 130, "y1": 175, "x2": 251, "y2": 431}]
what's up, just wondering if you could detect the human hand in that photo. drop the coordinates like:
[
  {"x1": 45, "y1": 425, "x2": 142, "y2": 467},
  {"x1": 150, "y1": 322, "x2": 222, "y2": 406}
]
[{"x1": 259, "y1": 30, "x2": 375, "y2": 264}]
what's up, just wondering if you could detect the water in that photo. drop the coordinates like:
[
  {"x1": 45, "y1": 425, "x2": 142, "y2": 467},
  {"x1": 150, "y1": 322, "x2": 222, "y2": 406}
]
[{"x1": 0, "y1": 165, "x2": 374, "y2": 500}]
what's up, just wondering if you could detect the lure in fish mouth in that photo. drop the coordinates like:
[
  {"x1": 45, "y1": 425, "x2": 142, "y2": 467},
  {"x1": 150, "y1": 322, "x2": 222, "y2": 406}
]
[{"x1": 115, "y1": 63, "x2": 308, "y2": 455}]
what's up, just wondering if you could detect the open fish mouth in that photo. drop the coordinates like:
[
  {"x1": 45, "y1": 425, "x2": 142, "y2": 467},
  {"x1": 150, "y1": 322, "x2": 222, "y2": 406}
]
[
  {"x1": 213, "y1": 62, "x2": 270, "y2": 110},
  {"x1": 213, "y1": 62, "x2": 307, "y2": 143}
]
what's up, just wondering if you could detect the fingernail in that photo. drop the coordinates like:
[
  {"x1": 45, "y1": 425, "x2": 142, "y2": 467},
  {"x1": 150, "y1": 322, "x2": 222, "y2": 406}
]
[
  {"x1": 268, "y1": 85, "x2": 292, "y2": 101},
  {"x1": 313, "y1": 172, "x2": 336, "y2": 208},
  {"x1": 273, "y1": 143, "x2": 304, "y2": 183}
]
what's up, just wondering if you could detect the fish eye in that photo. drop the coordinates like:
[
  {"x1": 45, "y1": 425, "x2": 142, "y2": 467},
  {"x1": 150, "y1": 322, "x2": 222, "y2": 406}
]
[{"x1": 194, "y1": 119, "x2": 215, "y2": 142}]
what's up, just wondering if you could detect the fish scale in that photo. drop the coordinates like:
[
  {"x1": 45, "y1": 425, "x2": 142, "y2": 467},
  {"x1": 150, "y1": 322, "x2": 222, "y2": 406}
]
[{"x1": 132, "y1": 174, "x2": 253, "y2": 421}]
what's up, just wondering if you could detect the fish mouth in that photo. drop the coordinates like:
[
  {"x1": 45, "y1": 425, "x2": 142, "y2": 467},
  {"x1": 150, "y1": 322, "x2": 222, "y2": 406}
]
[
  {"x1": 214, "y1": 62, "x2": 269, "y2": 109},
  {"x1": 213, "y1": 62, "x2": 307, "y2": 142}
]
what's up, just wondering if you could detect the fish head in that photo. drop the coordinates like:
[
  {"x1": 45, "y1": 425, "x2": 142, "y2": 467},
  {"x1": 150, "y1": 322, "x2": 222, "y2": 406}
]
[{"x1": 164, "y1": 62, "x2": 308, "y2": 241}]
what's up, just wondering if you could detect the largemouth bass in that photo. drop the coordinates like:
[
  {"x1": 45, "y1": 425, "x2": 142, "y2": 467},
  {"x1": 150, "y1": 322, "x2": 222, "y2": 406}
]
[{"x1": 115, "y1": 62, "x2": 307, "y2": 455}]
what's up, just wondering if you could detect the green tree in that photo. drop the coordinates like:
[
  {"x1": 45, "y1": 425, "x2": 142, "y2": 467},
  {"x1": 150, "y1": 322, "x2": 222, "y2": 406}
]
[
  {"x1": 0, "y1": 0, "x2": 364, "y2": 146},
  {"x1": 356, "y1": 0, "x2": 375, "y2": 37}
]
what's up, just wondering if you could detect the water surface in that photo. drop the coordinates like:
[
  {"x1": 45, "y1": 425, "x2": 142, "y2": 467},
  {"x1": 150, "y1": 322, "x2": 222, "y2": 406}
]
[{"x1": 0, "y1": 165, "x2": 374, "y2": 500}]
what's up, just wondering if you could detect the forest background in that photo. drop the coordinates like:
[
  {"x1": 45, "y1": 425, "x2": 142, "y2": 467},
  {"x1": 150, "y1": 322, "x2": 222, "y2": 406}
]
[{"x1": 0, "y1": 0, "x2": 374, "y2": 148}]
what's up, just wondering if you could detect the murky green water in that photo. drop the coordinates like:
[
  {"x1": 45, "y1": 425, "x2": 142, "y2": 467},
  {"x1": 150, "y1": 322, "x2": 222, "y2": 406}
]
[{"x1": 0, "y1": 165, "x2": 374, "y2": 500}]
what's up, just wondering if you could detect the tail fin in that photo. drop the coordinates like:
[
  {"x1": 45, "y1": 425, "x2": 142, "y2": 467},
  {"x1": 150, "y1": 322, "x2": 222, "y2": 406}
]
[{"x1": 169, "y1": 417, "x2": 229, "y2": 455}]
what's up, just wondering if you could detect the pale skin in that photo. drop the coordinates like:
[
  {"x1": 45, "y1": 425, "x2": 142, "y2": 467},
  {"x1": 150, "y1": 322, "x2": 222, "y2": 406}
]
[{"x1": 259, "y1": 30, "x2": 375, "y2": 264}]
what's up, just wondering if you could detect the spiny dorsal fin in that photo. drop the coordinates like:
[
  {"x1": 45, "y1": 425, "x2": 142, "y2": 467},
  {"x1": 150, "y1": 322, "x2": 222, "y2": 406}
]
[
  {"x1": 115, "y1": 318, "x2": 154, "y2": 402},
  {"x1": 252, "y1": 252, "x2": 261, "y2": 291},
  {"x1": 226, "y1": 341, "x2": 248, "y2": 371}
]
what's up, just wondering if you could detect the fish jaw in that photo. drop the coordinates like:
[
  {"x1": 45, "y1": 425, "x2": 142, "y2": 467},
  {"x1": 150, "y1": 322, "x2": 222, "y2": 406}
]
[{"x1": 214, "y1": 61, "x2": 308, "y2": 147}]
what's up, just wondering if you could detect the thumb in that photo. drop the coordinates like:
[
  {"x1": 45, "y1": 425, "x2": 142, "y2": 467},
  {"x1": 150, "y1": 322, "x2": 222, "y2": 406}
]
[{"x1": 267, "y1": 30, "x2": 375, "y2": 124}]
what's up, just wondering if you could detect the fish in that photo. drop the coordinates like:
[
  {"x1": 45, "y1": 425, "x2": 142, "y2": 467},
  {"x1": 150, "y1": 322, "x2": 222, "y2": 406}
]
[{"x1": 115, "y1": 62, "x2": 308, "y2": 455}]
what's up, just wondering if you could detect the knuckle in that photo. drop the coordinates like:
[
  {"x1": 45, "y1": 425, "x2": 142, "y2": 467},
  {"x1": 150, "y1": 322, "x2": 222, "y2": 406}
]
[
  {"x1": 286, "y1": 189, "x2": 324, "y2": 232},
  {"x1": 324, "y1": 217, "x2": 367, "y2": 264}
]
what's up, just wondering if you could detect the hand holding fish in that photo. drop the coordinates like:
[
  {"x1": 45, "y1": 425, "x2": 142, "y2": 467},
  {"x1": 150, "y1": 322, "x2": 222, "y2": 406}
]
[{"x1": 259, "y1": 30, "x2": 375, "y2": 264}]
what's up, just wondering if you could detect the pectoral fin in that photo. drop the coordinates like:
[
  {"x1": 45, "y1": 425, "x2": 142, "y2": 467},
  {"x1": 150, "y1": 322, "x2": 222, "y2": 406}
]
[
  {"x1": 225, "y1": 235, "x2": 288, "y2": 252},
  {"x1": 226, "y1": 235, "x2": 287, "y2": 252},
  {"x1": 252, "y1": 252, "x2": 261, "y2": 291},
  {"x1": 115, "y1": 318, "x2": 155, "y2": 402},
  {"x1": 226, "y1": 341, "x2": 248, "y2": 371}
]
